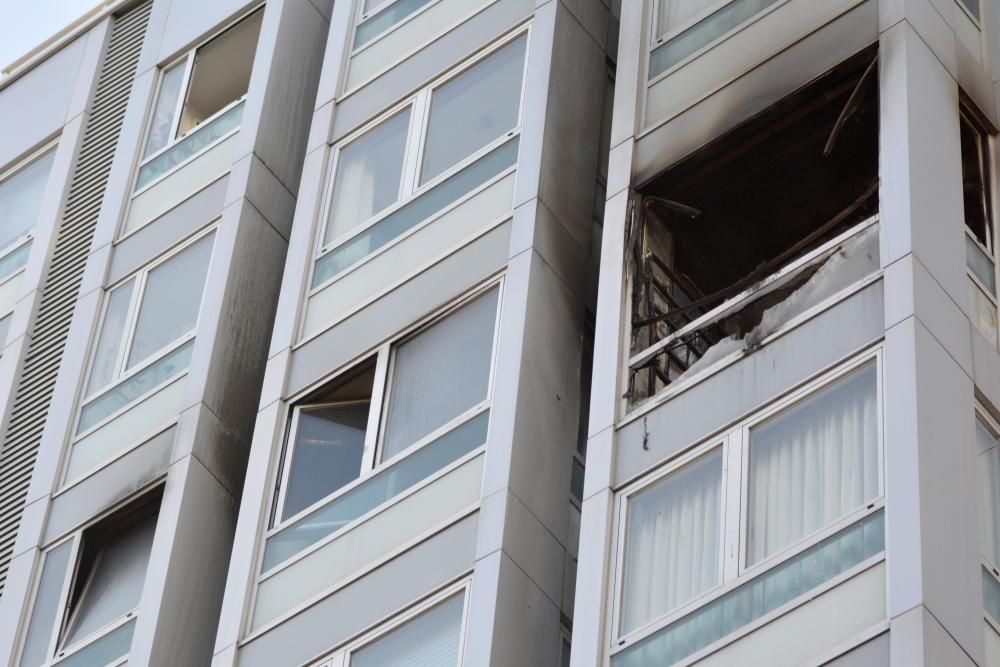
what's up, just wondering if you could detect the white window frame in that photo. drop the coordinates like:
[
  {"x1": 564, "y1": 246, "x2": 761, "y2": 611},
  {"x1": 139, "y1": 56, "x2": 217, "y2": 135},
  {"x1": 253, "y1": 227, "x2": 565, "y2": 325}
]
[
  {"x1": 130, "y1": 5, "x2": 264, "y2": 198},
  {"x1": 961, "y1": 107, "x2": 1000, "y2": 324},
  {"x1": 310, "y1": 26, "x2": 530, "y2": 292},
  {"x1": 350, "y1": 0, "x2": 446, "y2": 55},
  {"x1": 0, "y1": 140, "x2": 59, "y2": 278},
  {"x1": 269, "y1": 277, "x2": 503, "y2": 534},
  {"x1": 976, "y1": 404, "x2": 1000, "y2": 634},
  {"x1": 74, "y1": 225, "x2": 217, "y2": 436},
  {"x1": 608, "y1": 349, "x2": 885, "y2": 656},
  {"x1": 311, "y1": 580, "x2": 472, "y2": 667},
  {"x1": 15, "y1": 491, "x2": 160, "y2": 667}
]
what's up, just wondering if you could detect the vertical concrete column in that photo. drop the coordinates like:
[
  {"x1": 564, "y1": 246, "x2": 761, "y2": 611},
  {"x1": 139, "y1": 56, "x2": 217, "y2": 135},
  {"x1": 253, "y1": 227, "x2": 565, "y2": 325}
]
[
  {"x1": 465, "y1": 1, "x2": 607, "y2": 665},
  {"x1": 879, "y1": 20, "x2": 984, "y2": 666}
]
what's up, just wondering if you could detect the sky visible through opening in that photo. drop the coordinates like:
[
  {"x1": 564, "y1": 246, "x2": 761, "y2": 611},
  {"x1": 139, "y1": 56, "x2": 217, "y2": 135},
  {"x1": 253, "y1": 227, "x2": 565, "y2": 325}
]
[{"x1": 0, "y1": 0, "x2": 103, "y2": 73}]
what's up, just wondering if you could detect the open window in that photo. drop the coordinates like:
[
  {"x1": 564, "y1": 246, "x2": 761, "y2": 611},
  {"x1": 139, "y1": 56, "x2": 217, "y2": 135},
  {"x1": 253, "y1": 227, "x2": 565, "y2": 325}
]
[
  {"x1": 0, "y1": 145, "x2": 57, "y2": 282},
  {"x1": 627, "y1": 49, "x2": 880, "y2": 406},
  {"x1": 961, "y1": 105, "x2": 997, "y2": 294},
  {"x1": 135, "y1": 8, "x2": 263, "y2": 190},
  {"x1": 76, "y1": 229, "x2": 216, "y2": 435},
  {"x1": 18, "y1": 490, "x2": 160, "y2": 667},
  {"x1": 262, "y1": 284, "x2": 500, "y2": 571}
]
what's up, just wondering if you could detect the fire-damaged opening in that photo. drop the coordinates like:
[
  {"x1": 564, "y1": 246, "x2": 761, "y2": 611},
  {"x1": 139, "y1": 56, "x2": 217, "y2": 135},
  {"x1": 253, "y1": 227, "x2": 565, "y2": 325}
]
[{"x1": 628, "y1": 47, "x2": 880, "y2": 405}]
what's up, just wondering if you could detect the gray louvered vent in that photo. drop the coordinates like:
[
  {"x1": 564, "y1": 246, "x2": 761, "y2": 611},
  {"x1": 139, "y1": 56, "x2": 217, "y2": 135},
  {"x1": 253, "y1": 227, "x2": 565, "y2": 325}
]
[{"x1": 0, "y1": 0, "x2": 151, "y2": 597}]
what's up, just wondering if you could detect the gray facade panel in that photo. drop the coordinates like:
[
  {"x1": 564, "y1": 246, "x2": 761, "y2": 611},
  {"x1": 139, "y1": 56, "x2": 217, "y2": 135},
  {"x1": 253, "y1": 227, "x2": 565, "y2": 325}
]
[
  {"x1": 825, "y1": 633, "x2": 889, "y2": 666},
  {"x1": 238, "y1": 514, "x2": 478, "y2": 667},
  {"x1": 615, "y1": 280, "x2": 884, "y2": 487}
]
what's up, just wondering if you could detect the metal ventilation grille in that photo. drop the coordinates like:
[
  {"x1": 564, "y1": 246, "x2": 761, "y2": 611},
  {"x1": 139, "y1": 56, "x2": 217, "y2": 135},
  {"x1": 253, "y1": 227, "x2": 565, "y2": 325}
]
[{"x1": 0, "y1": 0, "x2": 151, "y2": 597}]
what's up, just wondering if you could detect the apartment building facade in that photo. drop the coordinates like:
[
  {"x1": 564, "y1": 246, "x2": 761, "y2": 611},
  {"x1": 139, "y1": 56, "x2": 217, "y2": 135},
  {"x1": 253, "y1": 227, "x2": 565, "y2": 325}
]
[{"x1": 573, "y1": 0, "x2": 1000, "y2": 666}]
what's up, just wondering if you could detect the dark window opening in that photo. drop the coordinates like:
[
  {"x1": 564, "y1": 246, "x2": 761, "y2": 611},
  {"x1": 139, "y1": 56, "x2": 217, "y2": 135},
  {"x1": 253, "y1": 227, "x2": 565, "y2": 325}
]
[
  {"x1": 961, "y1": 107, "x2": 994, "y2": 251},
  {"x1": 628, "y1": 48, "x2": 880, "y2": 405}
]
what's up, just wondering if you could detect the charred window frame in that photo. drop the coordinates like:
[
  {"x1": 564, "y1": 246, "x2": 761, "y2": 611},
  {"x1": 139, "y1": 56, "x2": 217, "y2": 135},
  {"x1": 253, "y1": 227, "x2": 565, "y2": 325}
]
[
  {"x1": 626, "y1": 49, "x2": 880, "y2": 408},
  {"x1": 960, "y1": 104, "x2": 998, "y2": 300}
]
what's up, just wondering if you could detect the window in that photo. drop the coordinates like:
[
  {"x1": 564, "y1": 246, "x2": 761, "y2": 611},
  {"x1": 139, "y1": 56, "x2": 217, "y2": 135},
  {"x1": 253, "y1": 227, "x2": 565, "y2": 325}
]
[
  {"x1": 77, "y1": 230, "x2": 215, "y2": 434},
  {"x1": 976, "y1": 409, "x2": 1000, "y2": 628},
  {"x1": 650, "y1": 0, "x2": 783, "y2": 79},
  {"x1": 135, "y1": 9, "x2": 263, "y2": 191},
  {"x1": 0, "y1": 146, "x2": 57, "y2": 282},
  {"x1": 353, "y1": 0, "x2": 437, "y2": 50},
  {"x1": 18, "y1": 492, "x2": 160, "y2": 667},
  {"x1": 961, "y1": 108, "x2": 996, "y2": 297},
  {"x1": 958, "y1": 0, "x2": 980, "y2": 21},
  {"x1": 612, "y1": 358, "x2": 883, "y2": 665},
  {"x1": 313, "y1": 31, "x2": 528, "y2": 288},
  {"x1": 314, "y1": 585, "x2": 469, "y2": 667},
  {"x1": 263, "y1": 285, "x2": 500, "y2": 571},
  {"x1": 629, "y1": 51, "x2": 879, "y2": 405}
]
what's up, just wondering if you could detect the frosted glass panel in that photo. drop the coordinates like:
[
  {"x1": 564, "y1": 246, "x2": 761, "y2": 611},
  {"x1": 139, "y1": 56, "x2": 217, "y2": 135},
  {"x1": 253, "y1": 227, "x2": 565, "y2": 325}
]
[
  {"x1": 658, "y1": 0, "x2": 714, "y2": 36},
  {"x1": 0, "y1": 149, "x2": 55, "y2": 250},
  {"x1": 87, "y1": 280, "x2": 135, "y2": 394},
  {"x1": 325, "y1": 110, "x2": 410, "y2": 244},
  {"x1": 283, "y1": 403, "x2": 369, "y2": 520},
  {"x1": 351, "y1": 593, "x2": 463, "y2": 667},
  {"x1": 967, "y1": 235, "x2": 996, "y2": 295},
  {"x1": 19, "y1": 542, "x2": 72, "y2": 667},
  {"x1": 355, "y1": 0, "x2": 435, "y2": 48},
  {"x1": 420, "y1": 36, "x2": 525, "y2": 183},
  {"x1": 978, "y1": 418, "x2": 1000, "y2": 567},
  {"x1": 78, "y1": 340, "x2": 193, "y2": 433},
  {"x1": 613, "y1": 511, "x2": 884, "y2": 667},
  {"x1": 63, "y1": 516, "x2": 155, "y2": 647},
  {"x1": 56, "y1": 620, "x2": 134, "y2": 667},
  {"x1": 382, "y1": 288, "x2": 498, "y2": 460},
  {"x1": 649, "y1": 0, "x2": 782, "y2": 79},
  {"x1": 312, "y1": 137, "x2": 517, "y2": 287},
  {"x1": 747, "y1": 363, "x2": 878, "y2": 564},
  {"x1": 0, "y1": 240, "x2": 32, "y2": 282},
  {"x1": 144, "y1": 63, "x2": 185, "y2": 157},
  {"x1": 264, "y1": 410, "x2": 488, "y2": 571},
  {"x1": 127, "y1": 233, "x2": 214, "y2": 369},
  {"x1": 621, "y1": 451, "x2": 722, "y2": 635}
]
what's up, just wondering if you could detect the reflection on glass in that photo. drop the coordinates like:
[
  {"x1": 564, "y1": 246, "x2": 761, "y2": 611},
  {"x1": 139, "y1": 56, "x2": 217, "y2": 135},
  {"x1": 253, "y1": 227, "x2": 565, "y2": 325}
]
[
  {"x1": 420, "y1": 36, "x2": 526, "y2": 183},
  {"x1": 87, "y1": 280, "x2": 135, "y2": 394},
  {"x1": 0, "y1": 150, "x2": 56, "y2": 250},
  {"x1": 19, "y1": 542, "x2": 72, "y2": 667},
  {"x1": 144, "y1": 63, "x2": 185, "y2": 157},
  {"x1": 56, "y1": 620, "x2": 135, "y2": 667},
  {"x1": 350, "y1": 594, "x2": 463, "y2": 667}
]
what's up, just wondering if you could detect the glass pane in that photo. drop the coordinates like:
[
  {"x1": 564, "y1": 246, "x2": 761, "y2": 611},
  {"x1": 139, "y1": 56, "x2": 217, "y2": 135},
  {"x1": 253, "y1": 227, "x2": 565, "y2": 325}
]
[
  {"x1": 620, "y1": 451, "x2": 722, "y2": 635},
  {"x1": 135, "y1": 101, "x2": 244, "y2": 190},
  {"x1": 19, "y1": 542, "x2": 73, "y2": 667},
  {"x1": 961, "y1": 114, "x2": 992, "y2": 249},
  {"x1": 0, "y1": 315, "x2": 10, "y2": 348},
  {"x1": 143, "y1": 63, "x2": 185, "y2": 157},
  {"x1": 960, "y1": 0, "x2": 980, "y2": 19},
  {"x1": 263, "y1": 410, "x2": 488, "y2": 571},
  {"x1": 55, "y1": 619, "x2": 135, "y2": 667},
  {"x1": 325, "y1": 109, "x2": 411, "y2": 245},
  {"x1": 87, "y1": 280, "x2": 135, "y2": 395},
  {"x1": 78, "y1": 340, "x2": 194, "y2": 434},
  {"x1": 978, "y1": 418, "x2": 1000, "y2": 567},
  {"x1": 612, "y1": 511, "x2": 884, "y2": 667},
  {"x1": 127, "y1": 233, "x2": 214, "y2": 369},
  {"x1": 355, "y1": 0, "x2": 435, "y2": 48},
  {"x1": 63, "y1": 516, "x2": 155, "y2": 647},
  {"x1": 985, "y1": 567, "x2": 1000, "y2": 625},
  {"x1": 0, "y1": 240, "x2": 32, "y2": 282},
  {"x1": 747, "y1": 363, "x2": 878, "y2": 564},
  {"x1": 283, "y1": 403, "x2": 370, "y2": 520},
  {"x1": 177, "y1": 10, "x2": 262, "y2": 137},
  {"x1": 0, "y1": 149, "x2": 56, "y2": 251},
  {"x1": 968, "y1": 234, "x2": 996, "y2": 295},
  {"x1": 312, "y1": 137, "x2": 518, "y2": 287},
  {"x1": 350, "y1": 594, "x2": 464, "y2": 667},
  {"x1": 649, "y1": 0, "x2": 781, "y2": 79},
  {"x1": 420, "y1": 36, "x2": 526, "y2": 184},
  {"x1": 658, "y1": 0, "x2": 715, "y2": 36},
  {"x1": 570, "y1": 458, "x2": 585, "y2": 503},
  {"x1": 382, "y1": 288, "x2": 498, "y2": 460}
]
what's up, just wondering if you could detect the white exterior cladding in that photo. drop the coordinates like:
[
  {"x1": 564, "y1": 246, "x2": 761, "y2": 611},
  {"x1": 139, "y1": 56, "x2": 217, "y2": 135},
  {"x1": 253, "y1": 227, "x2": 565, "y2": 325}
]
[{"x1": 575, "y1": 1, "x2": 1000, "y2": 667}]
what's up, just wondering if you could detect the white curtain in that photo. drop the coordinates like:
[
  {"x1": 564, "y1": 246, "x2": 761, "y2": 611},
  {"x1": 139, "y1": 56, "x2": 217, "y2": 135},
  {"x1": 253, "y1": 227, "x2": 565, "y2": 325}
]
[
  {"x1": 621, "y1": 450, "x2": 722, "y2": 635},
  {"x1": 977, "y1": 418, "x2": 1000, "y2": 568},
  {"x1": 747, "y1": 363, "x2": 878, "y2": 565}
]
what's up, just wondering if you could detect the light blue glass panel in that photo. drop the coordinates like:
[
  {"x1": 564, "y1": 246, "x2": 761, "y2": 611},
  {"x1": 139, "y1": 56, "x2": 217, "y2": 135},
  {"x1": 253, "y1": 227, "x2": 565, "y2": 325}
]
[
  {"x1": 55, "y1": 619, "x2": 134, "y2": 667},
  {"x1": 984, "y1": 567, "x2": 1000, "y2": 625},
  {"x1": 612, "y1": 511, "x2": 884, "y2": 667},
  {"x1": 263, "y1": 410, "x2": 489, "y2": 571},
  {"x1": 312, "y1": 138, "x2": 518, "y2": 287},
  {"x1": 649, "y1": 0, "x2": 781, "y2": 79},
  {"x1": 0, "y1": 241, "x2": 31, "y2": 282},
  {"x1": 351, "y1": 593, "x2": 463, "y2": 667},
  {"x1": 135, "y1": 101, "x2": 244, "y2": 191},
  {"x1": 354, "y1": 0, "x2": 435, "y2": 48},
  {"x1": 77, "y1": 340, "x2": 194, "y2": 434},
  {"x1": 967, "y1": 235, "x2": 996, "y2": 295},
  {"x1": 19, "y1": 542, "x2": 73, "y2": 667}
]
